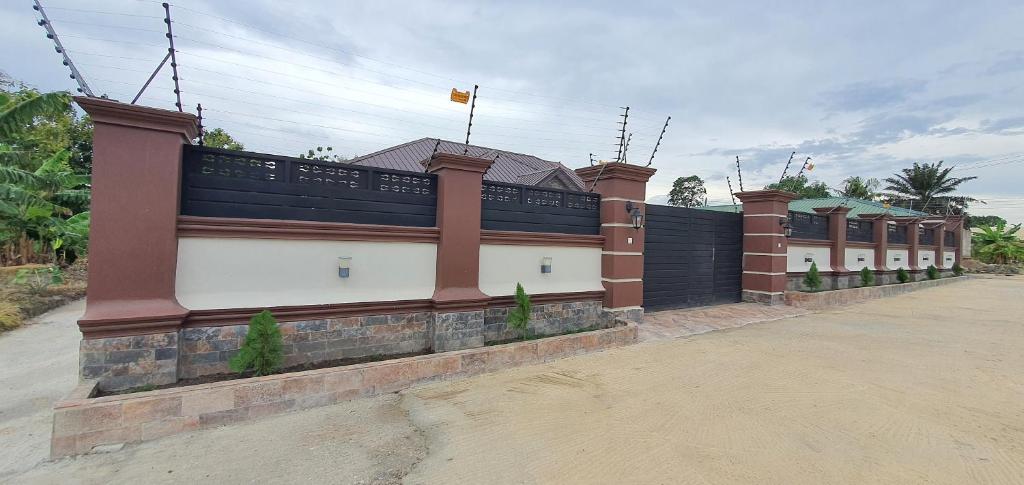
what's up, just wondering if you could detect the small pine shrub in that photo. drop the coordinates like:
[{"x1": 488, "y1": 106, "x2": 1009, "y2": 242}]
[
  {"x1": 803, "y1": 262, "x2": 822, "y2": 291},
  {"x1": 506, "y1": 283, "x2": 532, "y2": 340},
  {"x1": 952, "y1": 262, "x2": 964, "y2": 276},
  {"x1": 860, "y1": 266, "x2": 875, "y2": 286},
  {"x1": 229, "y1": 310, "x2": 284, "y2": 376},
  {"x1": 896, "y1": 267, "x2": 910, "y2": 284},
  {"x1": 926, "y1": 265, "x2": 939, "y2": 280}
]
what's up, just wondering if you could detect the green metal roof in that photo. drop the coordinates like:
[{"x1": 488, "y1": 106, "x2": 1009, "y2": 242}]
[{"x1": 700, "y1": 197, "x2": 930, "y2": 219}]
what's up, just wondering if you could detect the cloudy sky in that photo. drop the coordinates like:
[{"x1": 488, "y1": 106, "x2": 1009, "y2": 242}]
[{"x1": 4, "y1": 0, "x2": 1023, "y2": 222}]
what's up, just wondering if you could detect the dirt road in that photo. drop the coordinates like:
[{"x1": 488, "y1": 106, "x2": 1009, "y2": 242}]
[{"x1": 7, "y1": 277, "x2": 1024, "y2": 484}]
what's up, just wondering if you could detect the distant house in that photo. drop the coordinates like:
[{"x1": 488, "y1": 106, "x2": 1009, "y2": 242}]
[
  {"x1": 348, "y1": 138, "x2": 586, "y2": 191},
  {"x1": 702, "y1": 197, "x2": 931, "y2": 219}
]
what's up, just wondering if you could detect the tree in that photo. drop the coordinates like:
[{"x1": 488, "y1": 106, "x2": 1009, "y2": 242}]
[
  {"x1": 883, "y1": 161, "x2": 978, "y2": 215},
  {"x1": 967, "y1": 214, "x2": 1006, "y2": 228},
  {"x1": 765, "y1": 174, "x2": 830, "y2": 199},
  {"x1": 972, "y1": 222, "x2": 1024, "y2": 264},
  {"x1": 837, "y1": 176, "x2": 880, "y2": 200},
  {"x1": 229, "y1": 310, "x2": 284, "y2": 376},
  {"x1": 860, "y1": 266, "x2": 875, "y2": 286},
  {"x1": 506, "y1": 282, "x2": 532, "y2": 340},
  {"x1": 299, "y1": 146, "x2": 347, "y2": 162},
  {"x1": 803, "y1": 262, "x2": 822, "y2": 291},
  {"x1": 667, "y1": 175, "x2": 707, "y2": 207},
  {"x1": 203, "y1": 128, "x2": 244, "y2": 150}
]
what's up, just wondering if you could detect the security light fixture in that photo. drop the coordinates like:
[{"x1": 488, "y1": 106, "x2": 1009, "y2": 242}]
[
  {"x1": 541, "y1": 256, "x2": 552, "y2": 274},
  {"x1": 781, "y1": 217, "x2": 793, "y2": 238},
  {"x1": 624, "y1": 201, "x2": 644, "y2": 230},
  {"x1": 338, "y1": 257, "x2": 351, "y2": 278}
]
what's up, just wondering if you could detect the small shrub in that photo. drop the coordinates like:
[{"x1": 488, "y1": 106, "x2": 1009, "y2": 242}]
[
  {"x1": 803, "y1": 262, "x2": 822, "y2": 291},
  {"x1": 860, "y1": 266, "x2": 875, "y2": 286},
  {"x1": 229, "y1": 310, "x2": 284, "y2": 376},
  {"x1": 0, "y1": 302, "x2": 23, "y2": 331},
  {"x1": 11, "y1": 266, "x2": 64, "y2": 294},
  {"x1": 896, "y1": 267, "x2": 910, "y2": 284},
  {"x1": 952, "y1": 262, "x2": 964, "y2": 276},
  {"x1": 506, "y1": 283, "x2": 532, "y2": 340},
  {"x1": 926, "y1": 265, "x2": 939, "y2": 280}
]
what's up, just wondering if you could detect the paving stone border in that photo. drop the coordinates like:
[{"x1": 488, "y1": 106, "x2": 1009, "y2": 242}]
[
  {"x1": 51, "y1": 319, "x2": 637, "y2": 458},
  {"x1": 784, "y1": 275, "x2": 967, "y2": 310}
]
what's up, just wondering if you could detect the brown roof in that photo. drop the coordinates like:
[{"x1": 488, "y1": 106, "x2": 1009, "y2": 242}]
[{"x1": 348, "y1": 138, "x2": 586, "y2": 190}]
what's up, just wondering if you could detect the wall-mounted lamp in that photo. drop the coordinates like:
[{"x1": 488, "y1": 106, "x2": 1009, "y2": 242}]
[
  {"x1": 541, "y1": 256, "x2": 552, "y2": 274},
  {"x1": 338, "y1": 257, "x2": 351, "y2": 278},
  {"x1": 624, "y1": 201, "x2": 644, "y2": 230},
  {"x1": 780, "y1": 217, "x2": 793, "y2": 238}
]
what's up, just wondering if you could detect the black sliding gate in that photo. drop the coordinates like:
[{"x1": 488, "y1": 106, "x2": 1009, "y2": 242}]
[{"x1": 643, "y1": 205, "x2": 743, "y2": 311}]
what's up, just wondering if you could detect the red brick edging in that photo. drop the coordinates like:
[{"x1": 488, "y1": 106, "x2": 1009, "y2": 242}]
[
  {"x1": 784, "y1": 276, "x2": 966, "y2": 310},
  {"x1": 51, "y1": 321, "x2": 637, "y2": 458}
]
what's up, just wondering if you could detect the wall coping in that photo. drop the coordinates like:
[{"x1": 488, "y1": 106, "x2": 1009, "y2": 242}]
[
  {"x1": 75, "y1": 96, "x2": 198, "y2": 139},
  {"x1": 52, "y1": 320, "x2": 637, "y2": 458},
  {"x1": 734, "y1": 189, "x2": 798, "y2": 203},
  {"x1": 575, "y1": 163, "x2": 657, "y2": 183},
  {"x1": 177, "y1": 216, "x2": 441, "y2": 243}
]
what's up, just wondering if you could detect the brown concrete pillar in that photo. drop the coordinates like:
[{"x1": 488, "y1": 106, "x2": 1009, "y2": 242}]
[
  {"x1": 860, "y1": 213, "x2": 891, "y2": 272},
  {"x1": 896, "y1": 218, "x2": 922, "y2": 272},
  {"x1": 427, "y1": 153, "x2": 494, "y2": 351},
  {"x1": 76, "y1": 97, "x2": 197, "y2": 338},
  {"x1": 933, "y1": 219, "x2": 948, "y2": 268},
  {"x1": 946, "y1": 215, "x2": 964, "y2": 265},
  {"x1": 575, "y1": 163, "x2": 656, "y2": 321},
  {"x1": 74, "y1": 98, "x2": 197, "y2": 391},
  {"x1": 736, "y1": 190, "x2": 797, "y2": 305},
  {"x1": 813, "y1": 207, "x2": 851, "y2": 273}
]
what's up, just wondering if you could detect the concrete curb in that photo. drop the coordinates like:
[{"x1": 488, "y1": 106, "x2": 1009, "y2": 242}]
[
  {"x1": 51, "y1": 321, "x2": 637, "y2": 458},
  {"x1": 784, "y1": 275, "x2": 967, "y2": 310}
]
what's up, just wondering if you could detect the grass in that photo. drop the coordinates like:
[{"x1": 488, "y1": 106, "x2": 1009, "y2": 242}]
[
  {"x1": 0, "y1": 259, "x2": 87, "y2": 333},
  {"x1": 485, "y1": 324, "x2": 603, "y2": 346}
]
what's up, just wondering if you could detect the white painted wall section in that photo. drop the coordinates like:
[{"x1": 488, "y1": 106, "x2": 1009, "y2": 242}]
[
  {"x1": 787, "y1": 245, "x2": 830, "y2": 272},
  {"x1": 845, "y1": 247, "x2": 875, "y2": 271},
  {"x1": 176, "y1": 238, "x2": 437, "y2": 310},
  {"x1": 479, "y1": 245, "x2": 603, "y2": 296},
  {"x1": 919, "y1": 249, "x2": 937, "y2": 268},
  {"x1": 943, "y1": 251, "x2": 957, "y2": 267},
  {"x1": 886, "y1": 249, "x2": 910, "y2": 270}
]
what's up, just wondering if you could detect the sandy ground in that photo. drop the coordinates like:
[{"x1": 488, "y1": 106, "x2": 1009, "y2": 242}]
[
  {"x1": 6, "y1": 276, "x2": 1024, "y2": 484},
  {"x1": 0, "y1": 299, "x2": 83, "y2": 480}
]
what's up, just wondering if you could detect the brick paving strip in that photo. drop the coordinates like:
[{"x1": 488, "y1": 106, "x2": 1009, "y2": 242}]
[
  {"x1": 641, "y1": 303, "x2": 810, "y2": 341},
  {"x1": 51, "y1": 320, "x2": 636, "y2": 458}
]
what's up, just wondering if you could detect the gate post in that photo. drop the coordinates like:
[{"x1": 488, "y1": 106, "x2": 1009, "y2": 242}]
[
  {"x1": 814, "y1": 206, "x2": 852, "y2": 288},
  {"x1": 575, "y1": 163, "x2": 656, "y2": 321},
  {"x1": 735, "y1": 190, "x2": 797, "y2": 305},
  {"x1": 74, "y1": 97, "x2": 197, "y2": 390}
]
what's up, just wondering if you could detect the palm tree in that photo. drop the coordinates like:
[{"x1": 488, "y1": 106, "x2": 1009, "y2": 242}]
[
  {"x1": 0, "y1": 90, "x2": 69, "y2": 139},
  {"x1": 883, "y1": 161, "x2": 978, "y2": 214}
]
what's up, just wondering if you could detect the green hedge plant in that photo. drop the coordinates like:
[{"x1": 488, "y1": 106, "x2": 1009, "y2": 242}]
[
  {"x1": 803, "y1": 262, "x2": 822, "y2": 291},
  {"x1": 229, "y1": 310, "x2": 284, "y2": 376},
  {"x1": 896, "y1": 267, "x2": 910, "y2": 284},
  {"x1": 860, "y1": 266, "x2": 875, "y2": 286},
  {"x1": 952, "y1": 262, "x2": 964, "y2": 276},
  {"x1": 926, "y1": 265, "x2": 939, "y2": 280}
]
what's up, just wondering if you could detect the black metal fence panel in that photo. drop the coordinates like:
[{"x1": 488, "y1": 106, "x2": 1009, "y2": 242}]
[
  {"x1": 944, "y1": 230, "x2": 956, "y2": 247},
  {"x1": 919, "y1": 226, "x2": 936, "y2": 245},
  {"x1": 888, "y1": 224, "x2": 908, "y2": 244},
  {"x1": 643, "y1": 205, "x2": 743, "y2": 310},
  {"x1": 847, "y1": 219, "x2": 874, "y2": 243},
  {"x1": 788, "y1": 211, "x2": 829, "y2": 240},
  {"x1": 480, "y1": 181, "x2": 600, "y2": 235},
  {"x1": 180, "y1": 146, "x2": 437, "y2": 227}
]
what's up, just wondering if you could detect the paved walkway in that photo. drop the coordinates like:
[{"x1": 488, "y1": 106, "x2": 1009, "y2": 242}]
[
  {"x1": 0, "y1": 299, "x2": 83, "y2": 481},
  {"x1": 640, "y1": 302, "x2": 809, "y2": 341}
]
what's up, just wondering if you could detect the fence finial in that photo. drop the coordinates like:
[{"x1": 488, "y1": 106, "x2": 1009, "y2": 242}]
[
  {"x1": 646, "y1": 116, "x2": 671, "y2": 167},
  {"x1": 162, "y1": 2, "x2": 183, "y2": 112},
  {"x1": 32, "y1": 0, "x2": 94, "y2": 97}
]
